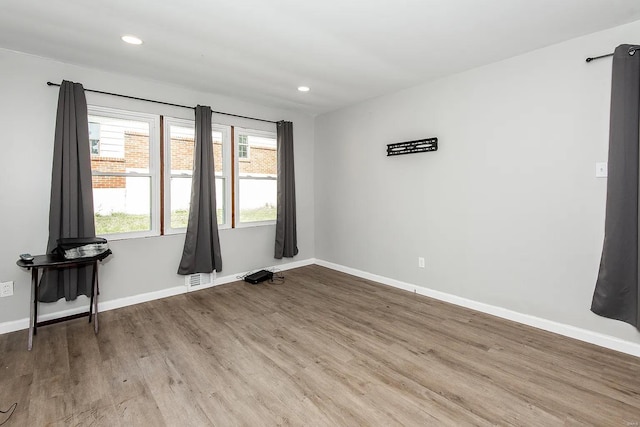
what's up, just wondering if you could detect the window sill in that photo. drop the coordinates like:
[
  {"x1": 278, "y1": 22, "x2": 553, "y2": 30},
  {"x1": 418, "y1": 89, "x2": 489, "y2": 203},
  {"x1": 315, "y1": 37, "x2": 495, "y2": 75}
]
[
  {"x1": 98, "y1": 222, "x2": 273, "y2": 241},
  {"x1": 97, "y1": 231, "x2": 159, "y2": 241},
  {"x1": 235, "y1": 220, "x2": 276, "y2": 229}
]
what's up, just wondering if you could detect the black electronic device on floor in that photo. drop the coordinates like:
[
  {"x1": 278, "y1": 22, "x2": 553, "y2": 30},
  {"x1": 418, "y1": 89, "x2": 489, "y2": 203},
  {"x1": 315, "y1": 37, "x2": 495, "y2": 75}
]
[{"x1": 244, "y1": 270, "x2": 274, "y2": 284}]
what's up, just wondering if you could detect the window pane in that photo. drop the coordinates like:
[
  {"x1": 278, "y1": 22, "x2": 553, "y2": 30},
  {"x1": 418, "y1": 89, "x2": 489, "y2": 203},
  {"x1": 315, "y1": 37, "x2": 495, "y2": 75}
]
[
  {"x1": 238, "y1": 135, "x2": 276, "y2": 175},
  {"x1": 89, "y1": 122, "x2": 100, "y2": 155},
  {"x1": 238, "y1": 134, "x2": 249, "y2": 159},
  {"x1": 169, "y1": 126, "x2": 223, "y2": 174},
  {"x1": 93, "y1": 176, "x2": 151, "y2": 235},
  {"x1": 170, "y1": 176, "x2": 192, "y2": 229},
  {"x1": 213, "y1": 130, "x2": 223, "y2": 173},
  {"x1": 167, "y1": 122, "x2": 227, "y2": 229},
  {"x1": 170, "y1": 176, "x2": 225, "y2": 228},
  {"x1": 169, "y1": 124, "x2": 194, "y2": 174},
  {"x1": 238, "y1": 132, "x2": 277, "y2": 223},
  {"x1": 239, "y1": 177, "x2": 277, "y2": 222},
  {"x1": 90, "y1": 139, "x2": 100, "y2": 156},
  {"x1": 215, "y1": 177, "x2": 225, "y2": 224},
  {"x1": 88, "y1": 115, "x2": 150, "y2": 173},
  {"x1": 89, "y1": 122, "x2": 100, "y2": 140}
]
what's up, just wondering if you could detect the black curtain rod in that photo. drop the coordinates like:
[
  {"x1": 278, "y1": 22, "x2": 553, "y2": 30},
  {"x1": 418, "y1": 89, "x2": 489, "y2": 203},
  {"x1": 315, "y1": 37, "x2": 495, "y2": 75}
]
[
  {"x1": 46, "y1": 81, "x2": 278, "y2": 124},
  {"x1": 585, "y1": 53, "x2": 614, "y2": 63},
  {"x1": 586, "y1": 45, "x2": 639, "y2": 63}
]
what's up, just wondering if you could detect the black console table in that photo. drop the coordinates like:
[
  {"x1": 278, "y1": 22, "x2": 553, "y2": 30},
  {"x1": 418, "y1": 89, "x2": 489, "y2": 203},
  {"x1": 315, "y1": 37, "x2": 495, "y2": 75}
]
[{"x1": 16, "y1": 251, "x2": 111, "y2": 350}]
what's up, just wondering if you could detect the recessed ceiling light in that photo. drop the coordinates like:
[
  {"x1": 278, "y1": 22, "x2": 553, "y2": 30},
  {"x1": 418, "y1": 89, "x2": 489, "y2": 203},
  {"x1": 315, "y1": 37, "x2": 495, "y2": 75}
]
[
  {"x1": 121, "y1": 35, "x2": 143, "y2": 45},
  {"x1": 297, "y1": 86, "x2": 310, "y2": 92}
]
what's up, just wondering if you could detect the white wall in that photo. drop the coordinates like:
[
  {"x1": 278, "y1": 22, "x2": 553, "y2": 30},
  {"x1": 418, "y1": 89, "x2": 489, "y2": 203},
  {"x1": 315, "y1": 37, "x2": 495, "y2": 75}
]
[
  {"x1": 315, "y1": 20, "x2": 640, "y2": 346},
  {"x1": 0, "y1": 48, "x2": 315, "y2": 324},
  {"x1": 3, "y1": 20, "x2": 640, "y2": 351}
]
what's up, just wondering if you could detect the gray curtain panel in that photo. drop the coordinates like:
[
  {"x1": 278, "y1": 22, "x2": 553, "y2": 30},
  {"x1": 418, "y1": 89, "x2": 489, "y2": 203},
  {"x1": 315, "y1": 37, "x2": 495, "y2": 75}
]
[
  {"x1": 39, "y1": 80, "x2": 96, "y2": 302},
  {"x1": 178, "y1": 105, "x2": 222, "y2": 274},
  {"x1": 274, "y1": 121, "x2": 299, "y2": 259},
  {"x1": 592, "y1": 44, "x2": 640, "y2": 329}
]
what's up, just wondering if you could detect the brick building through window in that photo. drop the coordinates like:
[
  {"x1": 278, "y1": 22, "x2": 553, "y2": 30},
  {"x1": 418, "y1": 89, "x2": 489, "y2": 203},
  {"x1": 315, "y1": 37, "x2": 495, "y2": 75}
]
[{"x1": 89, "y1": 109, "x2": 278, "y2": 236}]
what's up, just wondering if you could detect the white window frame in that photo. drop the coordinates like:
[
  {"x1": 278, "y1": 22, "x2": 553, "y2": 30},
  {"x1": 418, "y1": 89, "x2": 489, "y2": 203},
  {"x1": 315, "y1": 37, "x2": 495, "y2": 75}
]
[
  {"x1": 234, "y1": 127, "x2": 277, "y2": 228},
  {"x1": 163, "y1": 117, "x2": 231, "y2": 234},
  {"x1": 215, "y1": 124, "x2": 232, "y2": 229},
  {"x1": 88, "y1": 105, "x2": 161, "y2": 240}
]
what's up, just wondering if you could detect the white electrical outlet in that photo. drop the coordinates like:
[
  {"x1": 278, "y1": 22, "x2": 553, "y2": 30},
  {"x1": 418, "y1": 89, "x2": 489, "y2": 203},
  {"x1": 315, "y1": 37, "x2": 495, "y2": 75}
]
[
  {"x1": 418, "y1": 257, "x2": 425, "y2": 268},
  {"x1": 595, "y1": 162, "x2": 608, "y2": 178},
  {"x1": 0, "y1": 281, "x2": 14, "y2": 297}
]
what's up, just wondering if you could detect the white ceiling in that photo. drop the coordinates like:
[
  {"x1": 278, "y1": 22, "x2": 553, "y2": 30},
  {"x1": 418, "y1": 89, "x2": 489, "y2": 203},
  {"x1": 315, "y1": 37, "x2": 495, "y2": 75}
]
[{"x1": 1, "y1": 0, "x2": 639, "y2": 115}]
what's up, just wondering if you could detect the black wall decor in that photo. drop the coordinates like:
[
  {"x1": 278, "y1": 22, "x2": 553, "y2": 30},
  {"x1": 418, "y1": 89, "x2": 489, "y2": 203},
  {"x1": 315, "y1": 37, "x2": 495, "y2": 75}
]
[{"x1": 387, "y1": 137, "x2": 438, "y2": 156}]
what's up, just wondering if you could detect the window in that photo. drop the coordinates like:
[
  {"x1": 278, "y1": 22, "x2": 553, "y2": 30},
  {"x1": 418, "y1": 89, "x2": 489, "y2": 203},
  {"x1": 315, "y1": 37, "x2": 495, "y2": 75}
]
[
  {"x1": 87, "y1": 106, "x2": 277, "y2": 239},
  {"x1": 88, "y1": 107, "x2": 160, "y2": 238},
  {"x1": 238, "y1": 134, "x2": 249, "y2": 159},
  {"x1": 234, "y1": 128, "x2": 277, "y2": 226},
  {"x1": 164, "y1": 118, "x2": 231, "y2": 233},
  {"x1": 89, "y1": 122, "x2": 101, "y2": 155}
]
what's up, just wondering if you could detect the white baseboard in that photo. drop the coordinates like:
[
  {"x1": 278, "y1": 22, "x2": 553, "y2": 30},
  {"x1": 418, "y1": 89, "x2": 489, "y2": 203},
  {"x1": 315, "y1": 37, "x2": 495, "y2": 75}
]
[
  {"x1": 0, "y1": 258, "x2": 316, "y2": 335},
  {"x1": 0, "y1": 285, "x2": 187, "y2": 335},
  {"x1": 315, "y1": 259, "x2": 640, "y2": 358},
  {"x1": 0, "y1": 318, "x2": 30, "y2": 336},
  {"x1": 6, "y1": 256, "x2": 636, "y2": 359},
  {"x1": 185, "y1": 258, "x2": 318, "y2": 292},
  {"x1": 268, "y1": 258, "x2": 317, "y2": 272},
  {"x1": 99, "y1": 285, "x2": 186, "y2": 312}
]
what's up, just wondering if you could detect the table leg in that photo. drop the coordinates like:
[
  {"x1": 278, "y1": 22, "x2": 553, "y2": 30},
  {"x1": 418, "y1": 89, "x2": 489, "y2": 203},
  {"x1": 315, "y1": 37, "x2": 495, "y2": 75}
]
[
  {"x1": 89, "y1": 263, "x2": 96, "y2": 323},
  {"x1": 33, "y1": 271, "x2": 38, "y2": 336},
  {"x1": 93, "y1": 262, "x2": 99, "y2": 334},
  {"x1": 28, "y1": 267, "x2": 38, "y2": 351}
]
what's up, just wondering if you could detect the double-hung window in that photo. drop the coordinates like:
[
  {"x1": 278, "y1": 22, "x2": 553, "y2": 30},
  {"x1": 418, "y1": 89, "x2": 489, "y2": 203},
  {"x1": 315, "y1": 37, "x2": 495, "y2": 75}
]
[
  {"x1": 88, "y1": 106, "x2": 160, "y2": 238},
  {"x1": 88, "y1": 106, "x2": 276, "y2": 239},
  {"x1": 163, "y1": 117, "x2": 231, "y2": 233},
  {"x1": 234, "y1": 128, "x2": 277, "y2": 226}
]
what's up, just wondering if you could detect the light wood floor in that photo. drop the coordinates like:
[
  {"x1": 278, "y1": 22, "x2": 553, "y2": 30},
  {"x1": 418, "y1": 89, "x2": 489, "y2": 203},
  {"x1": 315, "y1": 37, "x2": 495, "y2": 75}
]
[{"x1": 1, "y1": 265, "x2": 640, "y2": 426}]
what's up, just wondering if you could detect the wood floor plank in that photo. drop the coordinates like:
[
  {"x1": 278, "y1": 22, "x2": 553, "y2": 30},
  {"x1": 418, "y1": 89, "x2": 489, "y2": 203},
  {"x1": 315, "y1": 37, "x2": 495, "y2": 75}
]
[
  {"x1": 0, "y1": 374, "x2": 32, "y2": 427},
  {"x1": 137, "y1": 353, "x2": 215, "y2": 426},
  {"x1": 66, "y1": 320, "x2": 113, "y2": 412},
  {"x1": 32, "y1": 323, "x2": 70, "y2": 382},
  {"x1": 1, "y1": 264, "x2": 640, "y2": 425}
]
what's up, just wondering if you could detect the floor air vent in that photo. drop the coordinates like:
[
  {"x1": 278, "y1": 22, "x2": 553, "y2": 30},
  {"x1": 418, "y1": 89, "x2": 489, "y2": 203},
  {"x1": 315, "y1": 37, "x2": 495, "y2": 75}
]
[{"x1": 185, "y1": 273, "x2": 212, "y2": 291}]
